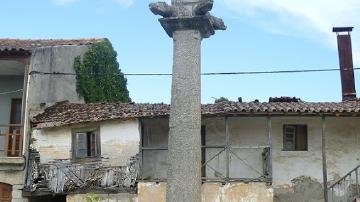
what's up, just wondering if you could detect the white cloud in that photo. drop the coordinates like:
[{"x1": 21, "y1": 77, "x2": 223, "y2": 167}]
[
  {"x1": 52, "y1": 0, "x2": 77, "y2": 6},
  {"x1": 115, "y1": 0, "x2": 133, "y2": 8},
  {"x1": 52, "y1": 0, "x2": 133, "y2": 8},
  {"x1": 222, "y1": 0, "x2": 360, "y2": 65}
]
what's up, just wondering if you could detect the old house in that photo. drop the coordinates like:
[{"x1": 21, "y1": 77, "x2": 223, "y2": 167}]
[
  {"x1": 24, "y1": 28, "x2": 360, "y2": 202},
  {"x1": 28, "y1": 99, "x2": 360, "y2": 202},
  {"x1": 0, "y1": 38, "x2": 103, "y2": 202}
]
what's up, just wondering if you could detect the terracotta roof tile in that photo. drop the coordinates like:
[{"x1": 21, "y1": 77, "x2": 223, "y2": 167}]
[
  {"x1": 32, "y1": 100, "x2": 360, "y2": 129},
  {"x1": 0, "y1": 38, "x2": 104, "y2": 52}
]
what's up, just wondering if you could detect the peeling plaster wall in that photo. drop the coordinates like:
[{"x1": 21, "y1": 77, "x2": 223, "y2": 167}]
[
  {"x1": 31, "y1": 116, "x2": 360, "y2": 201},
  {"x1": 137, "y1": 182, "x2": 273, "y2": 202},
  {"x1": 67, "y1": 182, "x2": 272, "y2": 202},
  {"x1": 272, "y1": 117, "x2": 360, "y2": 183},
  {"x1": 271, "y1": 116, "x2": 360, "y2": 201},
  {"x1": 66, "y1": 193, "x2": 137, "y2": 202},
  {"x1": 142, "y1": 116, "x2": 360, "y2": 201},
  {"x1": 325, "y1": 117, "x2": 360, "y2": 181},
  {"x1": 101, "y1": 120, "x2": 140, "y2": 166},
  {"x1": 271, "y1": 117, "x2": 323, "y2": 186},
  {"x1": 32, "y1": 119, "x2": 140, "y2": 165}
]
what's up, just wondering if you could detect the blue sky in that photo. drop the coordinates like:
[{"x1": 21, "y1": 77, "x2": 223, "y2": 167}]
[{"x1": 1, "y1": 0, "x2": 360, "y2": 104}]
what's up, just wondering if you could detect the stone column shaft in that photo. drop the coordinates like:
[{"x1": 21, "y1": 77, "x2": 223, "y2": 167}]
[
  {"x1": 167, "y1": 29, "x2": 202, "y2": 202},
  {"x1": 149, "y1": 1, "x2": 225, "y2": 201}
]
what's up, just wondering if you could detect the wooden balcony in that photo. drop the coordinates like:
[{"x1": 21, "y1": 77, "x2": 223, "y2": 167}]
[{"x1": 0, "y1": 124, "x2": 23, "y2": 157}]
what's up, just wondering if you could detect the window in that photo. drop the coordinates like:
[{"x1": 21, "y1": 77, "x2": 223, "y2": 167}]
[
  {"x1": 72, "y1": 127, "x2": 100, "y2": 160},
  {"x1": 283, "y1": 125, "x2": 307, "y2": 151},
  {"x1": 10, "y1": 99, "x2": 22, "y2": 133}
]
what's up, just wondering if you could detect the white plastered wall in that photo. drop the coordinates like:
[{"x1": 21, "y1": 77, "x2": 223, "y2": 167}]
[
  {"x1": 141, "y1": 116, "x2": 360, "y2": 186},
  {"x1": 32, "y1": 119, "x2": 140, "y2": 166}
]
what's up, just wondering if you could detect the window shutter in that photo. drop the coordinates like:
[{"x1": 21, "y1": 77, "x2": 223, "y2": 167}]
[
  {"x1": 0, "y1": 135, "x2": 4, "y2": 156},
  {"x1": 76, "y1": 132, "x2": 87, "y2": 158},
  {"x1": 284, "y1": 126, "x2": 296, "y2": 151},
  {"x1": 88, "y1": 132, "x2": 97, "y2": 157}
]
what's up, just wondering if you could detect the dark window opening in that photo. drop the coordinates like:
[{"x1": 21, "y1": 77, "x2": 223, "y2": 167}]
[
  {"x1": 72, "y1": 128, "x2": 100, "y2": 159},
  {"x1": 283, "y1": 125, "x2": 307, "y2": 151}
]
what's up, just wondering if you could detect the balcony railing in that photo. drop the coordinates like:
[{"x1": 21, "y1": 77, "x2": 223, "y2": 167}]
[
  {"x1": 328, "y1": 165, "x2": 360, "y2": 202},
  {"x1": 0, "y1": 124, "x2": 23, "y2": 157}
]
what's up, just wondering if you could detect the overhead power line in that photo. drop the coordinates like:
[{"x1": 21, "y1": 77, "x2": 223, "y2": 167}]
[
  {"x1": 0, "y1": 89, "x2": 23, "y2": 95},
  {"x1": 28, "y1": 67, "x2": 360, "y2": 76}
]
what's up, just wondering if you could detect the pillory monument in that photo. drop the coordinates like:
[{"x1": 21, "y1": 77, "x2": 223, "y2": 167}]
[{"x1": 149, "y1": 0, "x2": 226, "y2": 201}]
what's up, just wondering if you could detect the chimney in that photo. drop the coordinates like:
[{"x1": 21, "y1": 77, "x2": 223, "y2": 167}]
[{"x1": 333, "y1": 27, "x2": 356, "y2": 101}]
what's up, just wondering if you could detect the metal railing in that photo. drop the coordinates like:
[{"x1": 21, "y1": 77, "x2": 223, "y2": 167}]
[
  {"x1": 0, "y1": 124, "x2": 23, "y2": 157},
  {"x1": 328, "y1": 165, "x2": 360, "y2": 202},
  {"x1": 139, "y1": 145, "x2": 271, "y2": 182}
]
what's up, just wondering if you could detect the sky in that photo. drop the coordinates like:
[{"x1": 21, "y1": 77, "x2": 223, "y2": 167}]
[{"x1": 1, "y1": 0, "x2": 360, "y2": 104}]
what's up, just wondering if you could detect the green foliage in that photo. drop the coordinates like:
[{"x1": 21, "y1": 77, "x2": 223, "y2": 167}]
[
  {"x1": 74, "y1": 39, "x2": 131, "y2": 103},
  {"x1": 84, "y1": 193, "x2": 104, "y2": 202},
  {"x1": 215, "y1": 97, "x2": 229, "y2": 103}
]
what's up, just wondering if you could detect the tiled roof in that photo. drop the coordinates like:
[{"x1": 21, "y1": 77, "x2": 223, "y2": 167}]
[
  {"x1": 0, "y1": 38, "x2": 104, "y2": 52},
  {"x1": 32, "y1": 100, "x2": 360, "y2": 129}
]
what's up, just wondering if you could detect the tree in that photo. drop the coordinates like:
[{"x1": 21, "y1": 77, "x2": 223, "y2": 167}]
[{"x1": 74, "y1": 39, "x2": 131, "y2": 103}]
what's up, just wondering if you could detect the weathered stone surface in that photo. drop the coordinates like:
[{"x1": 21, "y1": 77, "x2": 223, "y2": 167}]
[
  {"x1": 149, "y1": 0, "x2": 226, "y2": 38},
  {"x1": 159, "y1": 16, "x2": 215, "y2": 38},
  {"x1": 149, "y1": 1, "x2": 225, "y2": 201},
  {"x1": 67, "y1": 193, "x2": 137, "y2": 202},
  {"x1": 167, "y1": 29, "x2": 202, "y2": 202},
  {"x1": 273, "y1": 176, "x2": 323, "y2": 202},
  {"x1": 137, "y1": 182, "x2": 273, "y2": 202}
]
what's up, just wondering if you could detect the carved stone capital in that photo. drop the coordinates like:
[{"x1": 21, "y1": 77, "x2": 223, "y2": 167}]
[
  {"x1": 150, "y1": 0, "x2": 226, "y2": 38},
  {"x1": 159, "y1": 15, "x2": 216, "y2": 38}
]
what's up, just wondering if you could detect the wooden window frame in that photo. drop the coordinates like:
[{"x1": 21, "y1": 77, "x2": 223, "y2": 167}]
[
  {"x1": 71, "y1": 127, "x2": 101, "y2": 162},
  {"x1": 9, "y1": 99, "x2": 22, "y2": 132},
  {"x1": 283, "y1": 124, "x2": 308, "y2": 151}
]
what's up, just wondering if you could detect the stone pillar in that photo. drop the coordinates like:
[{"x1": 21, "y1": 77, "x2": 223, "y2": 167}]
[
  {"x1": 167, "y1": 29, "x2": 202, "y2": 202},
  {"x1": 149, "y1": 1, "x2": 225, "y2": 201}
]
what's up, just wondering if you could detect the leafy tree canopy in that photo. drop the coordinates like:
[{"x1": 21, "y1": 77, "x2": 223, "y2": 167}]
[{"x1": 74, "y1": 39, "x2": 131, "y2": 103}]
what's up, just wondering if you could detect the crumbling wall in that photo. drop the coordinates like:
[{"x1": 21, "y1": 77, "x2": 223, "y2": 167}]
[
  {"x1": 141, "y1": 116, "x2": 360, "y2": 201},
  {"x1": 271, "y1": 116, "x2": 360, "y2": 201},
  {"x1": 25, "y1": 149, "x2": 138, "y2": 195},
  {"x1": 137, "y1": 182, "x2": 273, "y2": 202},
  {"x1": 325, "y1": 117, "x2": 360, "y2": 182},
  {"x1": 271, "y1": 117, "x2": 323, "y2": 186},
  {"x1": 273, "y1": 176, "x2": 323, "y2": 202},
  {"x1": 31, "y1": 119, "x2": 140, "y2": 165},
  {"x1": 66, "y1": 193, "x2": 137, "y2": 202},
  {"x1": 28, "y1": 119, "x2": 141, "y2": 195}
]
